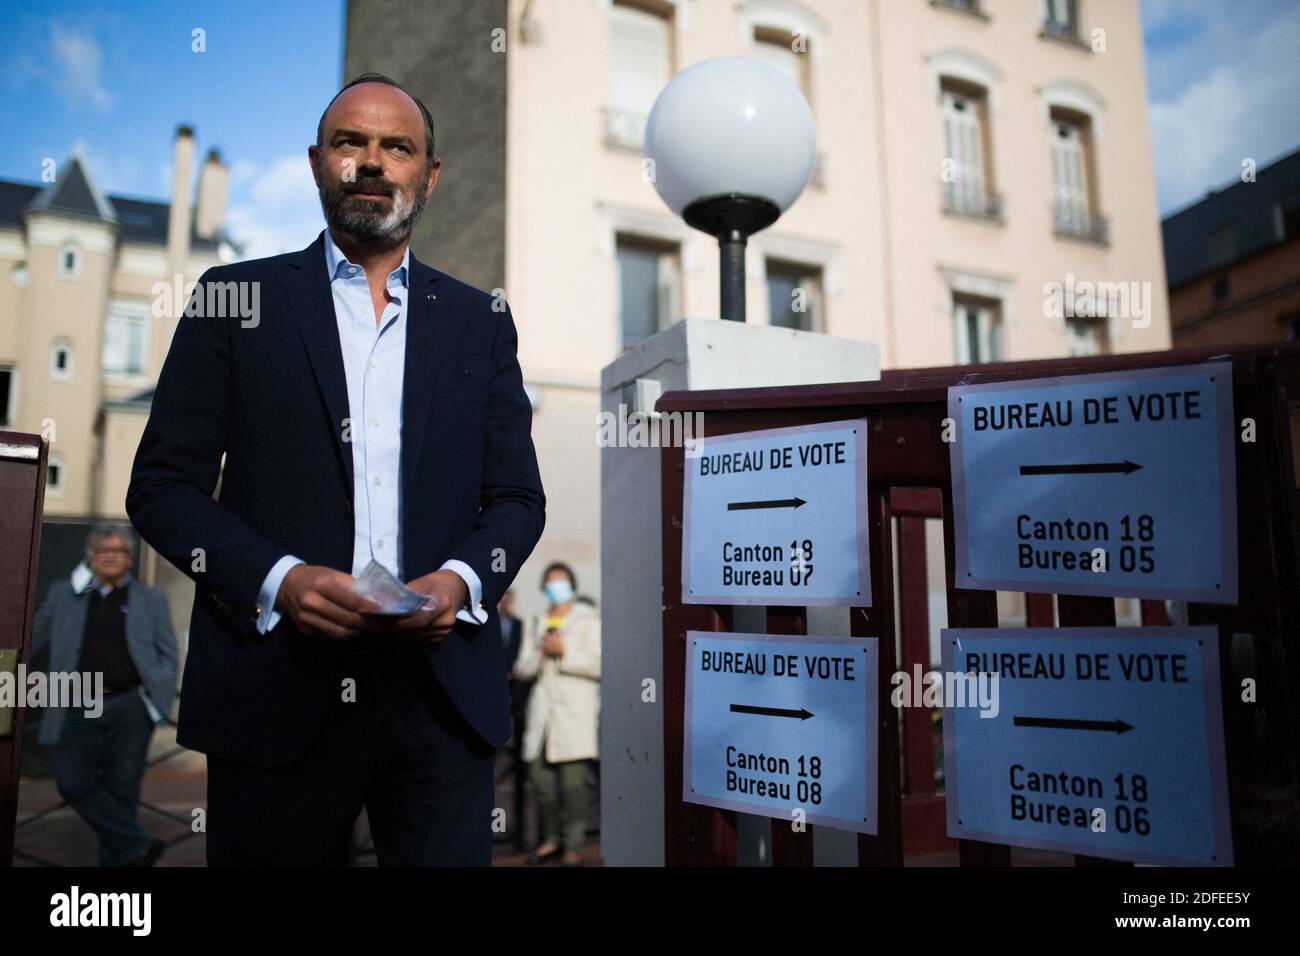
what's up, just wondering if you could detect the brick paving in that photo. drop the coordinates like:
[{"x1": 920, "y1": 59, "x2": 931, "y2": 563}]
[{"x1": 13, "y1": 730, "x2": 602, "y2": 867}]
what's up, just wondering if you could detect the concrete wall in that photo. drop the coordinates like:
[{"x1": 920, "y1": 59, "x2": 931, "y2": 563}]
[{"x1": 344, "y1": 0, "x2": 510, "y2": 295}]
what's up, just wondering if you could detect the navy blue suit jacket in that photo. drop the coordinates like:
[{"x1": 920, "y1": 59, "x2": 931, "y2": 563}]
[{"x1": 126, "y1": 232, "x2": 545, "y2": 767}]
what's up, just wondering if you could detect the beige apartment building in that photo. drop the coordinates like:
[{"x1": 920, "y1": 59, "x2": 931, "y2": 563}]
[
  {"x1": 346, "y1": 0, "x2": 1171, "y2": 615},
  {"x1": 0, "y1": 126, "x2": 231, "y2": 588},
  {"x1": 0, "y1": 1, "x2": 1175, "y2": 623}
]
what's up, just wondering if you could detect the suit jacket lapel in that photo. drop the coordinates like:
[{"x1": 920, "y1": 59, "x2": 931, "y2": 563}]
[
  {"x1": 401, "y1": 257, "x2": 444, "y2": 492},
  {"x1": 284, "y1": 233, "x2": 354, "y2": 492},
  {"x1": 60, "y1": 590, "x2": 90, "y2": 673},
  {"x1": 124, "y1": 584, "x2": 147, "y2": 659}
]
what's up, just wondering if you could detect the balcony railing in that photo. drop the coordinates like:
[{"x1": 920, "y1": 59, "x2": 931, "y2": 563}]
[
  {"x1": 604, "y1": 106, "x2": 648, "y2": 152},
  {"x1": 1054, "y1": 202, "x2": 1110, "y2": 244},
  {"x1": 942, "y1": 182, "x2": 1003, "y2": 222}
]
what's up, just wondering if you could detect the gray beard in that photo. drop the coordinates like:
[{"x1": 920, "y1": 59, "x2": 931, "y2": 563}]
[{"x1": 318, "y1": 175, "x2": 429, "y2": 247}]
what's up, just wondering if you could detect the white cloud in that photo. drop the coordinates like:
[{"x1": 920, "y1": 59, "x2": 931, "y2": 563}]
[
  {"x1": 48, "y1": 22, "x2": 114, "y2": 112},
  {"x1": 224, "y1": 153, "x2": 325, "y2": 260},
  {"x1": 1146, "y1": 3, "x2": 1300, "y2": 212}
]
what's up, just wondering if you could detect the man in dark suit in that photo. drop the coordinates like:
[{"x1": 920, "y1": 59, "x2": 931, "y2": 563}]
[{"x1": 126, "y1": 73, "x2": 545, "y2": 866}]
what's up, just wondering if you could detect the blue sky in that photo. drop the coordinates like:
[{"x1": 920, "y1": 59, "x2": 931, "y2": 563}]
[
  {"x1": 3, "y1": 0, "x2": 1298, "y2": 258},
  {"x1": 1, "y1": 0, "x2": 346, "y2": 258},
  {"x1": 1140, "y1": 0, "x2": 1300, "y2": 214}
]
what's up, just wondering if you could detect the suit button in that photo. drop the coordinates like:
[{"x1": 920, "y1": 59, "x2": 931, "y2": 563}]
[{"x1": 344, "y1": 501, "x2": 354, "y2": 516}]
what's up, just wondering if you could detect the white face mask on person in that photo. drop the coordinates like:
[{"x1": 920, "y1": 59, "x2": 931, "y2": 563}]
[{"x1": 544, "y1": 580, "x2": 574, "y2": 606}]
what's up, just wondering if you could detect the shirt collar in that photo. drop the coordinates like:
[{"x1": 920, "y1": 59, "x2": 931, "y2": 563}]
[
  {"x1": 324, "y1": 229, "x2": 409, "y2": 289},
  {"x1": 94, "y1": 573, "x2": 132, "y2": 597}
]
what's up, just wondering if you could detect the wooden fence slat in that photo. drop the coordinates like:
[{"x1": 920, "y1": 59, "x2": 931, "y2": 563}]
[{"x1": 856, "y1": 489, "x2": 904, "y2": 866}]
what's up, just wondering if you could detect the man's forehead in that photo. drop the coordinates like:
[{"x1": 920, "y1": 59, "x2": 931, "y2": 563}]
[{"x1": 323, "y1": 83, "x2": 424, "y2": 136}]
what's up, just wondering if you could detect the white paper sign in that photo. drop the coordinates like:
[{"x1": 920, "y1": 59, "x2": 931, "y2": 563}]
[
  {"x1": 684, "y1": 631, "x2": 878, "y2": 833},
  {"x1": 949, "y1": 363, "x2": 1236, "y2": 602},
  {"x1": 943, "y1": 627, "x2": 1233, "y2": 866},
  {"x1": 683, "y1": 420, "x2": 871, "y2": 606}
]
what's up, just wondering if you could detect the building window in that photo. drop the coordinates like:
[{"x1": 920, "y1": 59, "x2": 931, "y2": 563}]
[
  {"x1": 1050, "y1": 109, "x2": 1107, "y2": 243},
  {"x1": 1065, "y1": 317, "x2": 1109, "y2": 356},
  {"x1": 58, "y1": 241, "x2": 81, "y2": 278},
  {"x1": 766, "y1": 260, "x2": 822, "y2": 332},
  {"x1": 1283, "y1": 312, "x2": 1300, "y2": 342},
  {"x1": 46, "y1": 452, "x2": 64, "y2": 496},
  {"x1": 933, "y1": 0, "x2": 986, "y2": 16},
  {"x1": 753, "y1": 26, "x2": 811, "y2": 105},
  {"x1": 1275, "y1": 192, "x2": 1300, "y2": 242},
  {"x1": 1041, "y1": 0, "x2": 1080, "y2": 40},
  {"x1": 940, "y1": 80, "x2": 1000, "y2": 220},
  {"x1": 11, "y1": 262, "x2": 27, "y2": 287},
  {"x1": 953, "y1": 297, "x2": 1001, "y2": 364},
  {"x1": 103, "y1": 301, "x2": 150, "y2": 377},
  {"x1": 606, "y1": 0, "x2": 673, "y2": 151},
  {"x1": 1205, "y1": 222, "x2": 1239, "y2": 267},
  {"x1": 49, "y1": 338, "x2": 74, "y2": 381},
  {"x1": 0, "y1": 365, "x2": 15, "y2": 427},
  {"x1": 617, "y1": 235, "x2": 680, "y2": 348},
  {"x1": 1212, "y1": 275, "x2": 1230, "y2": 303}
]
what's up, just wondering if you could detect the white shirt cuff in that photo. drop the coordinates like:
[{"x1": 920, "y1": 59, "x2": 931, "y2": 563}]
[
  {"x1": 439, "y1": 559, "x2": 487, "y2": 624},
  {"x1": 256, "y1": 555, "x2": 305, "y2": 635}
]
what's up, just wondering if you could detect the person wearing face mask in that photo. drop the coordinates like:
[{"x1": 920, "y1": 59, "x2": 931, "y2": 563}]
[{"x1": 512, "y1": 561, "x2": 600, "y2": 866}]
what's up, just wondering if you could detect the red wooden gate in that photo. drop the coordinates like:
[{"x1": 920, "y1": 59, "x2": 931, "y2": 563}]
[{"x1": 659, "y1": 344, "x2": 1300, "y2": 866}]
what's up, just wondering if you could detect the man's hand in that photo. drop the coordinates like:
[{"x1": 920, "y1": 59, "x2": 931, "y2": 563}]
[
  {"x1": 277, "y1": 565, "x2": 379, "y2": 640},
  {"x1": 541, "y1": 631, "x2": 565, "y2": 658},
  {"x1": 388, "y1": 570, "x2": 468, "y2": 643}
]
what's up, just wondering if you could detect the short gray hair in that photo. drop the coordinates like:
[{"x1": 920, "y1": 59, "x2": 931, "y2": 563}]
[{"x1": 85, "y1": 522, "x2": 136, "y2": 562}]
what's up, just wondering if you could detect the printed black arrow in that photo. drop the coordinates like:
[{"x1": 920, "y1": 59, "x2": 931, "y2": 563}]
[
  {"x1": 1019, "y1": 460, "x2": 1142, "y2": 477},
  {"x1": 727, "y1": 497, "x2": 807, "y2": 511},
  {"x1": 1013, "y1": 715, "x2": 1134, "y2": 734},
  {"x1": 730, "y1": 704, "x2": 814, "y2": 720}
]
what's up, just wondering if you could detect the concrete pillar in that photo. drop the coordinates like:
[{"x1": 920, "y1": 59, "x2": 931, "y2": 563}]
[{"x1": 599, "y1": 318, "x2": 880, "y2": 865}]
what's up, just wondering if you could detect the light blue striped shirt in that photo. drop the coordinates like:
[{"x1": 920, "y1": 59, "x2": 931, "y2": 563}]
[{"x1": 254, "y1": 231, "x2": 483, "y2": 633}]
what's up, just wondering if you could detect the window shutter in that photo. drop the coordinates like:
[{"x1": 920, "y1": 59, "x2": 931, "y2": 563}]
[
  {"x1": 656, "y1": 250, "x2": 680, "y2": 334},
  {"x1": 941, "y1": 90, "x2": 984, "y2": 209},
  {"x1": 610, "y1": 5, "x2": 671, "y2": 117},
  {"x1": 1051, "y1": 119, "x2": 1088, "y2": 229}
]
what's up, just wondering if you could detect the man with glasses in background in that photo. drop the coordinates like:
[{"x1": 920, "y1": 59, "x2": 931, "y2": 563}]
[{"x1": 31, "y1": 523, "x2": 179, "y2": 866}]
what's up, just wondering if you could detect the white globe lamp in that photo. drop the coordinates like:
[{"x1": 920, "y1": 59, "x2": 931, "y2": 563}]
[{"x1": 645, "y1": 56, "x2": 817, "y2": 322}]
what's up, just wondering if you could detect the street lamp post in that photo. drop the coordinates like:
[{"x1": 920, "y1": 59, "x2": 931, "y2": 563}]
[{"x1": 644, "y1": 56, "x2": 817, "y2": 323}]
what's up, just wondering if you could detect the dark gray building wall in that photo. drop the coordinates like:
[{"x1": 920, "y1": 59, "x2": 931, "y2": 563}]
[{"x1": 344, "y1": 0, "x2": 509, "y2": 293}]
